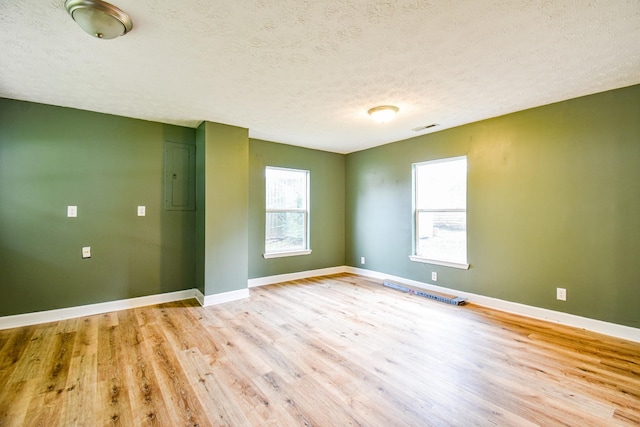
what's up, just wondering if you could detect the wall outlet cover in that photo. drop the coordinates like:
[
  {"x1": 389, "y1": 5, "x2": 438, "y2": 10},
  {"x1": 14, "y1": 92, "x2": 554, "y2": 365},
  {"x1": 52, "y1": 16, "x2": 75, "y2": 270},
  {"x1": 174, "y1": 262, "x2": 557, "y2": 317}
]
[
  {"x1": 360, "y1": 257, "x2": 365, "y2": 264},
  {"x1": 431, "y1": 272, "x2": 438, "y2": 281},
  {"x1": 82, "y1": 246, "x2": 91, "y2": 259},
  {"x1": 67, "y1": 205, "x2": 77, "y2": 217},
  {"x1": 557, "y1": 288, "x2": 567, "y2": 301},
  {"x1": 137, "y1": 206, "x2": 146, "y2": 216}
]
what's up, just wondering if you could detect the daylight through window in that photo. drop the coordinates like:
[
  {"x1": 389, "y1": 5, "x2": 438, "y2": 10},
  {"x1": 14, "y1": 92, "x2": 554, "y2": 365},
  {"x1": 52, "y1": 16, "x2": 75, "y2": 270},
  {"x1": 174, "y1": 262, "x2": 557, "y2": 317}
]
[
  {"x1": 412, "y1": 156, "x2": 468, "y2": 268},
  {"x1": 264, "y1": 167, "x2": 310, "y2": 258}
]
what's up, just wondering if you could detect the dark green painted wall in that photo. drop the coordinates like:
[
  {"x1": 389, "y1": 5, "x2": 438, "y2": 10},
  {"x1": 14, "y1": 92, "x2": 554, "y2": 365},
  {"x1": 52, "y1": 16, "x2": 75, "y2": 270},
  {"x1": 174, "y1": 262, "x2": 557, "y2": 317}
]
[
  {"x1": 3, "y1": 85, "x2": 639, "y2": 330},
  {"x1": 0, "y1": 99, "x2": 196, "y2": 316},
  {"x1": 249, "y1": 139, "x2": 345, "y2": 279},
  {"x1": 194, "y1": 124, "x2": 206, "y2": 294},
  {"x1": 346, "y1": 85, "x2": 640, "y2": 328},
  {"x1": 196, "y1": 122, "x2": 249, "y2": 295}
]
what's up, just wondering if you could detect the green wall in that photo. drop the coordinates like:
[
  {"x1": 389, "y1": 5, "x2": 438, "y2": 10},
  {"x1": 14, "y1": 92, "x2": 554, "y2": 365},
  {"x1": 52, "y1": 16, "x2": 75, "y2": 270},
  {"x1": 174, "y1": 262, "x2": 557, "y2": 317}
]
[
  {"x1": 346, "y1": 85, "x2": 640, "y2": 328},
  {"x1": 195, "y1": 124, "x2": 206, "y2": 295},
  {"x1": 3, "y1": 85, "x2": 639, "y2": 330},
  {"x1": 196, "y1": 122, "x2": 249, "y2": 295},
  {"x1": 248, "y1": 139, "x2": 345, "y2": 279},
  {"x1": 0, "y1": 99, "x2": 196, "y2": 316}
]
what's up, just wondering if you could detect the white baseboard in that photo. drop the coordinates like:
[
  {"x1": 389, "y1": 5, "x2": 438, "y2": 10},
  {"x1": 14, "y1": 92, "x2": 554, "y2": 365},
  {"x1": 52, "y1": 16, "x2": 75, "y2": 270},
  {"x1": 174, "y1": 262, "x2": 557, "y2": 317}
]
[
  {"x1": 4, "y1": 266, "x2": 638, "y2": 343},
  {"x1": 0, "y1": 289, "x2": 196, "y2": 330},
  {"x1": 248, "y1": 266, "x2": 347, "y2": 288},
  {"x1": 194, "y1": 289, "x2": 205, "y2": 306},
  {"x1": 346, "y1": 266, "x2": 640, "y2": 343},
  {"x1": 0, "y1": 286, "x2": 253, "y2": 330},
  {"x1": 198, "y1": 288, "x2": 250, "y2": 307}
]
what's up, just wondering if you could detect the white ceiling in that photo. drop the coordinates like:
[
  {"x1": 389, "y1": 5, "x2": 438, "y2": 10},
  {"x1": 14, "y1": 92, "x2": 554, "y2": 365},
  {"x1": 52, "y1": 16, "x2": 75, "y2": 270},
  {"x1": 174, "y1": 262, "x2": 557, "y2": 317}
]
[{"x1": 1, "y1": 1, "x2": 639, "y2": 154}]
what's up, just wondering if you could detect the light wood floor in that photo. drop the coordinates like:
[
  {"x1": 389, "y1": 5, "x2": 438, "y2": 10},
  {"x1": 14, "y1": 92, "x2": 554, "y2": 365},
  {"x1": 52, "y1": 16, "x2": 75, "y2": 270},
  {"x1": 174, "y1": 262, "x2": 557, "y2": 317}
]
[{"x1": 1, "y1": 274, "x2": 639, "y2": 426}]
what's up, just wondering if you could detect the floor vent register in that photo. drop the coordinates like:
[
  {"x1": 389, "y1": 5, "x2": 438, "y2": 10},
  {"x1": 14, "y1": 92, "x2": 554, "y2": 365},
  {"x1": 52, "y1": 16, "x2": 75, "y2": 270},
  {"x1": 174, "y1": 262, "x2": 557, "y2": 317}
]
[{"x1": 383, "y1": 280, "x2": 467, "y2": 306}]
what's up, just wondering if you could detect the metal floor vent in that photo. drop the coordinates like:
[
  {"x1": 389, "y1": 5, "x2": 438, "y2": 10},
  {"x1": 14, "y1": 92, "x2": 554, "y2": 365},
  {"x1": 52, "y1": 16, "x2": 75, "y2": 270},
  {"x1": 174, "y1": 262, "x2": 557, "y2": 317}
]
[{"x1": 383, "y1": 280, "x2": 467, "y2": 306}]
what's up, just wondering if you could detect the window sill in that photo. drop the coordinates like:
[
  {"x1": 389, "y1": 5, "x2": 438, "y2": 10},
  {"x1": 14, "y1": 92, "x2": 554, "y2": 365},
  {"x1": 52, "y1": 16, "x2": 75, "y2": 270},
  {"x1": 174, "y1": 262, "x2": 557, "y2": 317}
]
[
  {"x1": 409, "y1": 255, "x2": 469, "y2": 270},
  {"x1": 263, "y1": 249, "x2": 312, "y2": 259}
]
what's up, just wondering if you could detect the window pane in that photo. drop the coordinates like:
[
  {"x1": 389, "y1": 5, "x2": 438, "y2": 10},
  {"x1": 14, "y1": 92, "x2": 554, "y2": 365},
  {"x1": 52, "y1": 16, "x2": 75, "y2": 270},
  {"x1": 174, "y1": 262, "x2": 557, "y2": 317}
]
[
  {"x1": 266, "y1": 168, "x2": 307, "y2": 209},
  {"x1": 266, "y1": 211, "x2": 306, "y2": 253},
  {"x1": 416, "y1": 158, "x2": 466, "y2": 209},
  {"x1": 417, "y1": 211, "x2": 467, "y2": 264}
]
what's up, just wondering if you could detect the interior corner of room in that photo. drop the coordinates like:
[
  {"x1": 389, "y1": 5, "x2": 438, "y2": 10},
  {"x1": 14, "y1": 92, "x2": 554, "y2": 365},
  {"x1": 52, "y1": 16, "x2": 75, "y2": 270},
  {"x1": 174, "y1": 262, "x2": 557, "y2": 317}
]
[{"x1": 1, "y1": 84, "x2": 639, "y2": 341}]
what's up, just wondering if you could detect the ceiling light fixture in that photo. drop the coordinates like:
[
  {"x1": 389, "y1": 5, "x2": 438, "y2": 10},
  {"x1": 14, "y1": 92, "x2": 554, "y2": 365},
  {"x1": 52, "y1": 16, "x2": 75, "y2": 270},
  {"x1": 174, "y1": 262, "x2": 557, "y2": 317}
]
[
  {"x1": 368, "y1": 105, "x2": 399, "y2": 123},
  {"x1": 65, "y1": 0, "x2": 133, "y2": 39}
]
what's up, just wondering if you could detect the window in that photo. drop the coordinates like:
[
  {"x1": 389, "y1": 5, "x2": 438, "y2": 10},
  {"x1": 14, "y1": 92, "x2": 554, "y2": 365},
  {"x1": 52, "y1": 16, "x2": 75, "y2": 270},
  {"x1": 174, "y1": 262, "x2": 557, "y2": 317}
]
[
  {"x1": 410, "y1": 156, "x2": 469, "y2": 269},
  {"x1": 264, "y1": 167, "x2": 311, "y2": 258}
]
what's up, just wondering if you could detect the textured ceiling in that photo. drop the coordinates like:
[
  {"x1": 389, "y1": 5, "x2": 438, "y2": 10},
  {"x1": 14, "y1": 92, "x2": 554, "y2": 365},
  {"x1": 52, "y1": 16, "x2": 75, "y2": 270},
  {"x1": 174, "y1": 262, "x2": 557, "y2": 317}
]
[{"x1": 1, "y1": 1, "x2": 639, "y2": 153}]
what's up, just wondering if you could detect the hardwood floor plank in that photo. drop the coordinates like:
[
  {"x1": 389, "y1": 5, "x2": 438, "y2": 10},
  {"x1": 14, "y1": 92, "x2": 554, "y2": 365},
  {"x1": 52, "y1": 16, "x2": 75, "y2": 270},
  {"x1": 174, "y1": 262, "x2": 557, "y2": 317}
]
[
  {"x1": 140, "y1": 321, "x2": 211, "y2": 426},
  {"x1": 59, "y1": 315, "x2": 99, "y2": 425},
  {"x1": 160, "y1": 301, "x2": 222, "y2": 359},
  {"x1": 1, "y1": 273, "x2": 639, "y2": 426},
  {"x1": 0, "y1": 326, "x2": 36, "y2": 390},
  {"x1": 96, "y1": 312, "x2": 134, "y2": 425},
  {"x1": 116, "y1": 309, "x2": 172, "y2": 426},
  {"x1": 71, "y1": 316, "x2": 99, "y2": 358},
  {"x1": 60, "y1": 353, "x2": 97, "y2": 426},
  {"x1": 23, "y1": 322, "x2": 77, "y2": 427},
  {"x1": 0, "y1": 329, "x2": 37, "y2": 386},
  {"x1": 0, "y1": 325, "x2": 56, "y2": 426},
  {"x1": 0, "y1": 380, "x2": 36, "y2": 427},
  {"x1": 180, "y1": 347, "x2": 252, "y2": 426}
]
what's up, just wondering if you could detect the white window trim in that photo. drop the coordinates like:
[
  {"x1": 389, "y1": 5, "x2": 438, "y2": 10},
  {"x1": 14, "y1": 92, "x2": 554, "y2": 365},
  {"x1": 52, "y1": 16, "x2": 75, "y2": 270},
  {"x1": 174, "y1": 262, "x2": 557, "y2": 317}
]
[
  {"x1": 409, "y1": 255, "x2": 469, "y2": 270},
  {"x1": 412, "y1": 156, "x2": 468, "y2": 267},
  {"x1": 264, "y1": 166, "x2": 310, "y2": 258},
  {"x1": 266, "y1": 208, "x2": 307, "y2": 215},
  {"x1": 263, "y1": 249, "x2": 312, "y2": 259}
]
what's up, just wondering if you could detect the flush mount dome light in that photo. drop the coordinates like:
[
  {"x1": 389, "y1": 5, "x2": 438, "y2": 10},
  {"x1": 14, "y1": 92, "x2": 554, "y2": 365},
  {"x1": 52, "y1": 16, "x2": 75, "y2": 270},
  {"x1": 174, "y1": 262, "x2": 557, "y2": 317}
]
[
  {"x1": 65, "y1": 0, "x2": 133, "y2": 39},
  {"x1": 368, "y1": 105, "x2": 399, "y2": 123}
]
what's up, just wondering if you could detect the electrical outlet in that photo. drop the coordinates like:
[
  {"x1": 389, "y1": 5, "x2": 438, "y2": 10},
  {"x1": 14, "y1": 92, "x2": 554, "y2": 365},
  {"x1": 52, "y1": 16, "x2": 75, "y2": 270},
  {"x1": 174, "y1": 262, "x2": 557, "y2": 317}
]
[
  {"x1": 67, "y1": 205, "x2": 77, "y2": 217},
  {"x1": 431, "y1": 272, "x2": 437, "y2": 281},
  {"x1": 82, "y1": 246, "x2": 91, "y2": 259},
  {"x1": 557, "y1": 288, "x2": 566, "y2": 301},
  {"x1": 137, "y1": 206, "x2": 146, "y2": 216},
  {"x1": 360, "y1": 257, "x2": 365, "y2": 265}
]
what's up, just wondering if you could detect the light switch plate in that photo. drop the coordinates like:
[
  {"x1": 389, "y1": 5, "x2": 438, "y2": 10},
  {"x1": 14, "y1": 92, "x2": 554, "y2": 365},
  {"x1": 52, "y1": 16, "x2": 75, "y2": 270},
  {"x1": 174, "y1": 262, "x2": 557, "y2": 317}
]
[
  {"x1": 82, "y1": 246, "x2": 91, "y2": 259},
  {"x1": 137, "y1": 206, "x2": 146, "y2": 216},
  {"x1": 67, "y1": 205, "x2": 77, "y2": 217}
]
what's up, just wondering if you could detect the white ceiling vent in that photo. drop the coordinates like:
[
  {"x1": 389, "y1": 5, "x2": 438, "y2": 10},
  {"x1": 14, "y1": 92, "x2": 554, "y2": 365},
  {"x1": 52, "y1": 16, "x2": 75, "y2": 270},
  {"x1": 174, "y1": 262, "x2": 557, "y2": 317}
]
[{"x1": 412, "y1": 124, "x2": 439, "y2": 132}]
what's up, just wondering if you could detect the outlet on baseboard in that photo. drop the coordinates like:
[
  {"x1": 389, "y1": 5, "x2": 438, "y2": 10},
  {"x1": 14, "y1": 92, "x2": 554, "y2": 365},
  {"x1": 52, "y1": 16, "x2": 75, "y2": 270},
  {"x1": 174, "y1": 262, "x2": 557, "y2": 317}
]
[
  {"x1": 360, "y1": 257, "x2": 365, "y2": 265},
  {"x1": 557, "y1": 287, "x2": 566, "y2": 301},
  {"x1": 431, "y1": 272, "x2": 437, "y2": 281}
]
